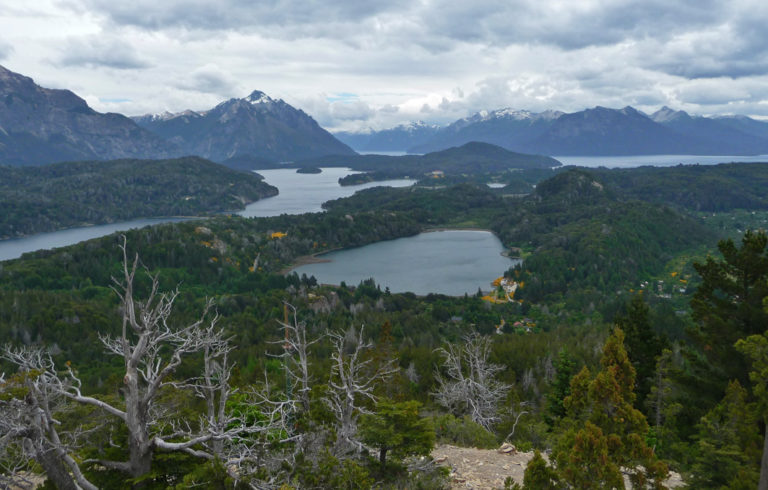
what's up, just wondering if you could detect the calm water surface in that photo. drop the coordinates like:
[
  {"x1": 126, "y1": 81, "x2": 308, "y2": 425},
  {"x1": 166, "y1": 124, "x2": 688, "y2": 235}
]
[
  {"x1": 239, "y1": 167, "x2": 413, "y2": 217},
  {"x1": 555, "y1": 154, "x2": 768, "y2": 168},
  {"x1": 293, "y1": 230, "x2": 519, "y2": 296},
  {"x1": 0, "y1": 218, "x2": 190, "y2": 262},
  {"x1": 0, "y1": 168, "x2": 413, "y2": 261}
]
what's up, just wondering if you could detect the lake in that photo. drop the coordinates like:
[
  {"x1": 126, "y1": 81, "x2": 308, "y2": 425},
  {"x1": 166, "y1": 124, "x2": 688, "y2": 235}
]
[
  {"x1": 293, "y1": 230, "x2": 520, "y2": 296},
  {"x1": 0, "y1": 218, "x2": 190, "y2": 262},
  {"x1": 239, "y1": 168, "x2": 414, "y2": 217},
  {"x1": 0, "y1": 168, "x2": 414, "y2": 261},
  {"x1": 554, "y1": 154, "x2": 768, "y2": 168}
]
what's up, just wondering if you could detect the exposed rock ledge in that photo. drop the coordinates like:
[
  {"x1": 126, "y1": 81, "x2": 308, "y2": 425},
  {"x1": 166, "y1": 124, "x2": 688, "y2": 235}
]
[{"x1": 432, "y1": 444, "x2": 684, "y2": 489}]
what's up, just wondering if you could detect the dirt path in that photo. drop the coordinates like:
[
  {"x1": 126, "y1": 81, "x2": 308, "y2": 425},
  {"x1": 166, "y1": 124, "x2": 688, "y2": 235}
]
[
  {"x1": 431, "y1": 444, "x2": 685, "y2": 489},
  {"x1": 432, "y1": 444, "x2": 534, "y2": 489}
]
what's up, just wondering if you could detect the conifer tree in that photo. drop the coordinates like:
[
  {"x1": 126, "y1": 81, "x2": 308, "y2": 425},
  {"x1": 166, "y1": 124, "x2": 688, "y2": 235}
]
[{"x1": 550, "y1": 328, "x2": 668, "y2": 488}]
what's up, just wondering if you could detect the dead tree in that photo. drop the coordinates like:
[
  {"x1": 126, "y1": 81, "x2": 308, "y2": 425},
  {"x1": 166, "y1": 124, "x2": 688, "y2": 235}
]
[
  {"x1": 0, "y1": 237, "x2": 260, "y2": 484},
  {"x1": 433, "y1": 333, "x2": 510, "y2": 431},
  {"x1": 270, "y1": 302, "x2": 321, "y2": 414},
  {"x1": 0, "y1": 348, "x2": 97, "y2": 490},
  {"x1": 324, "y1": 325, "x2": 398, "y2": 455}
]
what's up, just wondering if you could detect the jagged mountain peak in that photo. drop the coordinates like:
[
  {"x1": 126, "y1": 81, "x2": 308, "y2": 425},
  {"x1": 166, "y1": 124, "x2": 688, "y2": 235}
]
[
  {"x1": 245, "y1": 90, "x2": 276, "y2": 105},
  {"x1": 651, "y1": 106, "x2": 691, "y2": 123}
]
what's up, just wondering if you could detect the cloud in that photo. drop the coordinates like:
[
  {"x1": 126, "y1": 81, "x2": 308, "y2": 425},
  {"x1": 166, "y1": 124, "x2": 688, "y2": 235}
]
[
  {"x1": 57, "y1": 36, "x2": 152, "y2": 69},
  {"x1": 66, "y1": 0, "x2": 408, "y2": 34},
  {"x1": 173, "y1": 64, "x2": 242, "y2": 97},
  {"x1": 0, "y1": 40, "x2": 13, "y2": 60}
]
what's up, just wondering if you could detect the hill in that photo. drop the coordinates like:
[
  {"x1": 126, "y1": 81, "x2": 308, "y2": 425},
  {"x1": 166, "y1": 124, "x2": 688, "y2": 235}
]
[
  {"x1": 304, "y1": 141, "x2": 560, "y2": 183},
  {"x1": 0, "y1": 65, "x2": 176, "y2": 166},
  {"x1": 587, "y1": 161, "x2": 768, "y2": 211},
  {"x1": 0, "y1": 157, "x2": 277, "y2": 238}
]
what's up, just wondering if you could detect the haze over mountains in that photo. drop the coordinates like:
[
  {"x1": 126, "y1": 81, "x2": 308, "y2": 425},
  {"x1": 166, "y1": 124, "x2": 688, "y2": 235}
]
[{"x1": 336, "y1": 106, "x2": 768, "y2": 156}]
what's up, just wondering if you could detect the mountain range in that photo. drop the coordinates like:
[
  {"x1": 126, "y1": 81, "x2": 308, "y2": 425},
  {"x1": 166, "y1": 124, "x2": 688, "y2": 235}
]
[
  {"x1": 334, "y1": 121, "x2": 440, "y2": 152},
  {"x1": 0, "y1": 65, "x2": 353, "y2": 167},
  {"x1": 4, "y1": 63, "x2": 768, "y2": 168},
  {"x1": 0, "y1": 65, "x2": 175, "y2": 166},
  {"x1": 339, "y1": 106, "x2": 768, "y2": 156}
]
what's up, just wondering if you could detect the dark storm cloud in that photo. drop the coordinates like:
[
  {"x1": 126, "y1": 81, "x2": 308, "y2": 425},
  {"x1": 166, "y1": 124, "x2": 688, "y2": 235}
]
[
  {"x1": 57, "y1": 37, "x2": 152, "y2": 69},
  {"x1": 67, "y1": 0, "x2": 408, "y2": 32},
  {"x1": 420, "y1": 0, "x2": 726, "y2": 49}
]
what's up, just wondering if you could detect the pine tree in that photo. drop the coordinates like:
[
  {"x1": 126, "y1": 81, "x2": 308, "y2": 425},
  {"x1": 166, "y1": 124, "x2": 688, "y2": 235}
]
[
  {"x1": 552, "y1": 328, "x2": 668, "y2": 488},
  {"x1": 736, "y1": 328, "x2": 768, "y2": 490},
  {"x1": 544, "y1": 349, "x2": 574, "y2": 427},
  {"x1": 617, "y1": 295, "x2": 667, "y2": 411},
  {"x1": 359, "y1": 399, "x2": 434, "y2": 467},
  {"x1": 691, "y1": 230, "x2": 768, "y2": 385}
]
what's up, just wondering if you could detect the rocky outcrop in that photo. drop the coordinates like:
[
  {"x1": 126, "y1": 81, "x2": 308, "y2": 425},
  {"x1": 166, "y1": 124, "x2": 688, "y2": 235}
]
[{"x1": 0, "y1": 65, "x2": 177, "y2": 166}]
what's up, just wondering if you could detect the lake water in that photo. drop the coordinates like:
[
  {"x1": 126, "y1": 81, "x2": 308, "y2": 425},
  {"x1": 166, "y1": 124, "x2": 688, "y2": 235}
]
[
  {"x1": 554, "y1": 154, "x2": 768, "y2": 168},
  {"x1": 0, "y1": 168, "x2": 414, "y2": 261},
  {"x1": 239, "y1": 168, "x2": 414, "y2": 217},
  {"x1": 0, "y1": 218, "x2": 190, "y2": 262},
  {"x1": 293, "y1": 230, "x2": 519, "y2": 296}
]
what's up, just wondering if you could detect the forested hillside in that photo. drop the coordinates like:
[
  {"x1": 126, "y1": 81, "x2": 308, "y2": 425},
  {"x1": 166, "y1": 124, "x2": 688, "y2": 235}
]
[
  {"x1": 1, "y1": 167, "x2": 767, "y2": 488},
  {"x1": 588, "y1": 161, "x2": 768, "y2": 211},
  {"x1": 0, "y1": 157, "x2": 277, "y2": 238}
]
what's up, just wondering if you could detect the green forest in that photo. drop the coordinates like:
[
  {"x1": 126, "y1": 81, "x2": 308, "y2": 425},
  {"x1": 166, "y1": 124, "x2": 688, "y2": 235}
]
[
  {"x1": 1, "y1": 162, "x2": 768, "y2": 488},
  {"x1": 0, "y1": 157, "x2": 277, "y2": 239}
]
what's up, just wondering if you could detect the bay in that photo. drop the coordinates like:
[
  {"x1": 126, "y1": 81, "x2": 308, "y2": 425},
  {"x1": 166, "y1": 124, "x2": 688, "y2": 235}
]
[{"x1": 293, "y1": 230, "x2": 519, "y2": 296}]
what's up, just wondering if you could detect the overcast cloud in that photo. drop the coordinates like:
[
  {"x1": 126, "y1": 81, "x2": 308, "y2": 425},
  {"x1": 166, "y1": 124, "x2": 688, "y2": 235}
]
[{"x1": 1, "y1": 0, "x2": 767, "y2": 130}]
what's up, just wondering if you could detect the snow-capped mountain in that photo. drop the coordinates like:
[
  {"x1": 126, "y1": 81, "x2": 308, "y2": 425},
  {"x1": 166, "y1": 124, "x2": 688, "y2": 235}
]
[
  {"x1": 133, "y1": 90, "x2": 355, "y2": 164},
  {"x1": 334, "y1": 120, "x2": 440, "y2": 152}
]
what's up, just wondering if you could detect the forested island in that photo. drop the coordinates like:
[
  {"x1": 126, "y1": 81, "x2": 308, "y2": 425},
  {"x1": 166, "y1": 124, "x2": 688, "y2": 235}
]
[
  {"x1": 0, "y1": 157, "x2": 277, "y2": 239},
  {"x1": 1, "y1": 161, "x2": 768, "y2": 488}
]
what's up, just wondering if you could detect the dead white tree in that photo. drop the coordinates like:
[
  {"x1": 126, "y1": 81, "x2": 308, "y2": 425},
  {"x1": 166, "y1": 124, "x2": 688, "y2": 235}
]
[
  {"x1": 0, "y1": 237, "x2": 266, "y2": 485},
  {"x1": 433, "y1": 333, "x2": 511, "y2": 431},
  {"x1": 0, "y1": 347, "x2": 97, "y2": 490},
  {"x1": 270, "y1": 302, "x2": 321, "y2": 414},
  {"x1": 324, "y1": 325, "x2": 398, "y2": 455}
]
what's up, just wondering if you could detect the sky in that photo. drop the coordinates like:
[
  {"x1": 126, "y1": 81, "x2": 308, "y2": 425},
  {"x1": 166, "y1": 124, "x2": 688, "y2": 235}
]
[{"x1": 1, "y1": 0, "x2": 767, "y2": 132}]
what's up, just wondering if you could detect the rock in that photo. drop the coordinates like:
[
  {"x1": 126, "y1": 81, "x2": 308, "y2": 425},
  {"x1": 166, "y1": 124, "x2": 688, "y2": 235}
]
[{"x1": 498, "y1": 443, "x2": 516, "y2": 454}]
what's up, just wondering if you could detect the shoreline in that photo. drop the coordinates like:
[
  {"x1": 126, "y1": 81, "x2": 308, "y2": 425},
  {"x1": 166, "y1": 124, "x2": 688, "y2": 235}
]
[
  {"x1": 0, "y1": 215, "x2": 209, "y2": 243},
  {"x1": 282, "y1": 227, "x2": 522, "y2": 275}
]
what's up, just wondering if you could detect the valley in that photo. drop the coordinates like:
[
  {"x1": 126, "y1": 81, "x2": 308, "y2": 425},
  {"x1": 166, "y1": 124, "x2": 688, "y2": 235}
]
[{"x1": 2, "y1": 61, "x2": 768, "y2": 489}]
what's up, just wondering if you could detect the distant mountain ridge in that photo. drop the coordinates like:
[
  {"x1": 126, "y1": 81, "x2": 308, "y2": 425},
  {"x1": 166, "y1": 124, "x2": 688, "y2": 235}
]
[
  {"x1": 0, "y1": 65, "x2": 177, "y2": 166},
  {"x1": 334, "y1": 121, "x2": 440, "y2": 152},
  {"x1": 133, "y1": 90, "x2": 355, "y2": 163},
  {"x1": 343, "y1": 106, "x2": 768, "y2": 156}
]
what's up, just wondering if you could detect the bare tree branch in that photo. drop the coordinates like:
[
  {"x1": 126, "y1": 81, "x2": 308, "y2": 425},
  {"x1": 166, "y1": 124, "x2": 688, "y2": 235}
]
[
  {"x1": 433, "y1": 333, "x2": 510, "y2": 431},
  {"x1": 324, "y1": 324, "x2": 398, "y2": 455}
]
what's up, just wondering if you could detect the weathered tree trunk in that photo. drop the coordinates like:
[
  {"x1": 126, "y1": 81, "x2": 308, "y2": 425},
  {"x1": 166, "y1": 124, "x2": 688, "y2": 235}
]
[
  {"x1": 125, "y1": 370, "x2": 153, "y2": 479},
  {"x1": 379, "y1": 447, "x2": 388, "y2": 467},
  {"x1": 759, "y1": 423, "x2": 768, "y2": 490},
  {"x1": 30, "y1": 440, "x2": 79, "y2": 490}
]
